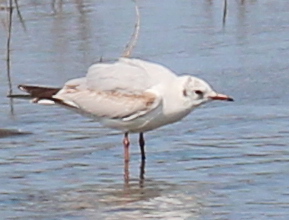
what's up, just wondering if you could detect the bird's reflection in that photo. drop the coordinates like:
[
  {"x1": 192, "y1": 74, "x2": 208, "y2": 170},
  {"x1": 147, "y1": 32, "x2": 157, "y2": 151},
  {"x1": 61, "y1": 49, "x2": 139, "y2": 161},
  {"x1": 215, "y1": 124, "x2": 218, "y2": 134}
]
[
  {"x1": 124, "y1": 158, "x2": 146, "y2": 188},
  {"x1": 124, "y1": 159, "x2": 130, "y2": 185},
  {"x1": 139, "y1": 158, "x2": 145, "y2": 187}
]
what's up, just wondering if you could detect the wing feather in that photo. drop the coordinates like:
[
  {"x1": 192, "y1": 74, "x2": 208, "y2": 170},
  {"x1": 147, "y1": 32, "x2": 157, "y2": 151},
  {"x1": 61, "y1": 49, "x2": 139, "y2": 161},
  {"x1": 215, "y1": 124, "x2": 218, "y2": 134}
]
[
  {"x1": 54, "y1": 89, "x2": 161, "y2": 120},
  {"x1": 53, "y1": 58, "x2": 176, "y2": 120}
]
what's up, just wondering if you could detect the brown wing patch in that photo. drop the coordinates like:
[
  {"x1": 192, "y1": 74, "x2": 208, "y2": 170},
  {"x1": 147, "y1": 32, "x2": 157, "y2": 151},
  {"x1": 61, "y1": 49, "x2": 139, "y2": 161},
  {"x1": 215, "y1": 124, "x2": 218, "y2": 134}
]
[
  {"x1": 56, "y1": 88, "x2": 160, "y2": 120},
  {"x1": 101, "y1": 90, "x2": 156, "y2": 108}
]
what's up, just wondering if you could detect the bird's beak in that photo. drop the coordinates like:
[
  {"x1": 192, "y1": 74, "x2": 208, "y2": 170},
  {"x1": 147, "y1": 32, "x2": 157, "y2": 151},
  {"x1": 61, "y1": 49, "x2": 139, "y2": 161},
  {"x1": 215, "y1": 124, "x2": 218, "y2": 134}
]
[{"x1": 209, "y1": 93, "x2": 234, "y2": 101}]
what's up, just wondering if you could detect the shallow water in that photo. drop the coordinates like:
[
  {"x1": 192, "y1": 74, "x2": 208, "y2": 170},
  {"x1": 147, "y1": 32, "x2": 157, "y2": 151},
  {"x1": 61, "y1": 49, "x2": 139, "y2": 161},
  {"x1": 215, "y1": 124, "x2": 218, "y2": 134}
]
[{"x1": 1, "y1": 0, "x2": 289, "y2": 219}]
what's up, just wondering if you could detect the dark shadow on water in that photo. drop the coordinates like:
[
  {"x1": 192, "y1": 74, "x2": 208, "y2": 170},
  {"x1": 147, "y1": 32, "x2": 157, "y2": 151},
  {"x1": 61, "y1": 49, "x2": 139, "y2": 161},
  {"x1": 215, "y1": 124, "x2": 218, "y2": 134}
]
[{"x1": 0, "y1": 128, "x2": 32, "y2": 138}]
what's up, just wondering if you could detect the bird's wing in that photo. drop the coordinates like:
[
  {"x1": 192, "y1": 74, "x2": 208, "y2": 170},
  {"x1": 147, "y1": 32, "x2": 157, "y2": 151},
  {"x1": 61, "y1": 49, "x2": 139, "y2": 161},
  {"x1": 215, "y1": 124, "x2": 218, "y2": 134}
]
[
  {"x1": 85, "y1": 58, "x2": 178, "y2": 92},
  {"x1": 54, "y1": 87, "x2": 162, "y2": 121},
  {"x1": 85, "y1": 58, "x2": 152, "y2": 92},
  {"x1": 53, "y1": 58, "x2": 170, "y2": 120}
]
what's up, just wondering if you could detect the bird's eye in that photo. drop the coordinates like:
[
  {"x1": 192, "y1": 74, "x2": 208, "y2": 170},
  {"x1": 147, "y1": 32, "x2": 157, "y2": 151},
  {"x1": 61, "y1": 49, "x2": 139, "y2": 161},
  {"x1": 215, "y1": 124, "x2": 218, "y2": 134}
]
[{"x1": 195, "y1": 90, "x2": 203, "y2": 96}]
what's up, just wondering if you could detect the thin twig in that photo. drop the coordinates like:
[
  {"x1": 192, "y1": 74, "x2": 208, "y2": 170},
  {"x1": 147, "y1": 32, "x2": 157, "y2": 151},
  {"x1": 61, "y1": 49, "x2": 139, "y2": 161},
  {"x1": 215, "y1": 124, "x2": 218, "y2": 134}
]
[
  {"x1": 51, "y1": 0, "x2": 57, "y2": 13},
  {"x1": 222, "y1": 0, "x2": 227, "y2": 26},
  {"x1": 6, "y1": 0, "x2": 14, "y2": 114},
  {"x1": 6, "y1": 0, "x2": 13, "y2": 95},
  {"x1": 51, "y1": 0, "x2": 63, "y2": 14},
  {"x1": 14, "y1": 0, "x2": 26, "y2": 31},
  {"x1": 122, "y1": 0, "x2": 140, "y2": 58}
]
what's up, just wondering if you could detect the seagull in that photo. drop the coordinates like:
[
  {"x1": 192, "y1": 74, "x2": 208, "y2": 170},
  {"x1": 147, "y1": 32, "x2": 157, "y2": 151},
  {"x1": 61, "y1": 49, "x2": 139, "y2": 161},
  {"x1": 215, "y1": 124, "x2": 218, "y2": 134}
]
[{"x1": 12, "y1": 58, "x2": 233, "y2": 162}]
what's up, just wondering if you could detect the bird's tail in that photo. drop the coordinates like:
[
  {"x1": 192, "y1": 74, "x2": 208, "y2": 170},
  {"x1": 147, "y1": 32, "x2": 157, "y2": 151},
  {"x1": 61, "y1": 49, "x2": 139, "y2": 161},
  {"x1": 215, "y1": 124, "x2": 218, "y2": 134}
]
[{"x1": 8, "y1": 85, "x2": 61, "y2": 104}]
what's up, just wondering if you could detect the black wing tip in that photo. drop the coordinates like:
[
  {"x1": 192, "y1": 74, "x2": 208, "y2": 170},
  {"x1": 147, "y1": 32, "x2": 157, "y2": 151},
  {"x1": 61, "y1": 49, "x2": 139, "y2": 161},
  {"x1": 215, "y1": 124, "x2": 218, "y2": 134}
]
[
  {"x1": 7, "y1": 85, "x2": 34, "y2": 99},
  {"x1": 7, "y1": 94, "x2": 31, "y2": 99},
  {"x1": 18, "y1": 84, "x2": 25, "y2": 89},
  {"x1": 18, "y1": 84, "x2": 34, "y2": 91}
]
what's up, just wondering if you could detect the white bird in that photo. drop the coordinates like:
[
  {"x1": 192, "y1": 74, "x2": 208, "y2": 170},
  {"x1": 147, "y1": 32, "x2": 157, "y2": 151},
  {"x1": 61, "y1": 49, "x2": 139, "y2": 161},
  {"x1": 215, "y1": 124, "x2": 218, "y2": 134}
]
[{"x1": 13, "y1": 58, "x2": 233, "y2": 162}]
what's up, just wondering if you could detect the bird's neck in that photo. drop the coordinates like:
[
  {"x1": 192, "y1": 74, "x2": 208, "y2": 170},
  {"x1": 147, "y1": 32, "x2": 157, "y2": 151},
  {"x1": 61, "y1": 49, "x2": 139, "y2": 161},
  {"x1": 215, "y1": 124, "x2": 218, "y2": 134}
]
[{"x1": 161, "y1": 76, "x2": 195, "y2": 122}]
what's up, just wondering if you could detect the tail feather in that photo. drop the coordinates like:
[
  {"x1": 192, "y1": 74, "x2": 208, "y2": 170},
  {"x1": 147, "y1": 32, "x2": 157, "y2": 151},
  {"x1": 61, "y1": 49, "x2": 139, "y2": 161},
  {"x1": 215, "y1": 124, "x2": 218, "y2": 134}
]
[
  {"x1": 9, "y1": 85, "x2": 78, "y2": 109},
  {"x1": 8, "y1": 85, "x2": 61, "y2": 104}
]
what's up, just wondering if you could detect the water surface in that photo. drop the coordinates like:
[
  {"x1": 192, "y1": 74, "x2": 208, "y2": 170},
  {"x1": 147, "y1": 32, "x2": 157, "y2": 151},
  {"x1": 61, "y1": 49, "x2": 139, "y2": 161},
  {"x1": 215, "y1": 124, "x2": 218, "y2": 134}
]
[{"x1": 1, "y1": 0, "x2": 289, "y2": 219}]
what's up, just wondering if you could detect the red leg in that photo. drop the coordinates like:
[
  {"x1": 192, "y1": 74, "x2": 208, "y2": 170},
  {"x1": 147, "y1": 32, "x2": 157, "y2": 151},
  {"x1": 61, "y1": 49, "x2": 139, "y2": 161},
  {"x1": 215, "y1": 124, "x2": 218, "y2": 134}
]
[
  {"x1": 123, "y1": 132, "x2": 130, "y2": 182},
  {"x1": 123, "y1": 132, "x2": 130, "y2": 162}
]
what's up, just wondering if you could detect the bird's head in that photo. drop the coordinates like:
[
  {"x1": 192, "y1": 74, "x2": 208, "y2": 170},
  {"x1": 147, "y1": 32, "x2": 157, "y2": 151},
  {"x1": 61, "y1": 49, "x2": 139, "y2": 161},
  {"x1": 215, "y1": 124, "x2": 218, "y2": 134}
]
[{"x1": 183, "y1": 76, "x2": 234, "y2": 107}]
